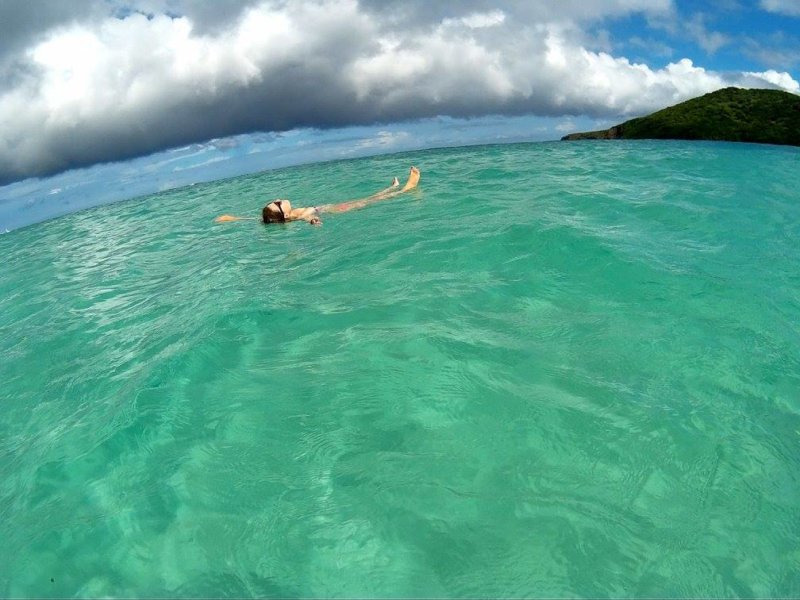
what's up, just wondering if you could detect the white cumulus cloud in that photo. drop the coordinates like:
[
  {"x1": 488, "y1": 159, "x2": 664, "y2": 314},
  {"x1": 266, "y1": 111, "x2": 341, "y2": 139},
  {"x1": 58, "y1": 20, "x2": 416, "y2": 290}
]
[
  {"x1": 743, "y1": 69, "x2": 800, "y2": 92},
  {"x1": 0, "y1": 0, "x2": 797, "y2": 184}
]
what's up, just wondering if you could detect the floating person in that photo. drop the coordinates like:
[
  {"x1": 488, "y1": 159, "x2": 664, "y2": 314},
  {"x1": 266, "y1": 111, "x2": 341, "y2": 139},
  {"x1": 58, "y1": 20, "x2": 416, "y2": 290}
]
[{"x1": 215, "y1": 166, "x2": 420, "y2": 226}]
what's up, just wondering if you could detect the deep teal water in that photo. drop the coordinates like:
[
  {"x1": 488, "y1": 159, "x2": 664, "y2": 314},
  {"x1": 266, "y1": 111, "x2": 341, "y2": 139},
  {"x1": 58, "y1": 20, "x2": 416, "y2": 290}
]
[{"x1": 1, "y1": 141, "x2": 799, "y2": 597}]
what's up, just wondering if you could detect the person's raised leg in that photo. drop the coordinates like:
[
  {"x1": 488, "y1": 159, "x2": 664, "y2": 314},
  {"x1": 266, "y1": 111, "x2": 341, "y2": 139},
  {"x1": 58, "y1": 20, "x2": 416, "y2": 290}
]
[
  {"x1": 367, "y1": 177, "x2": 400, "y2": 200},
  {"x1": 318, "y1": 169, "x2": 419, "y2": 213}
]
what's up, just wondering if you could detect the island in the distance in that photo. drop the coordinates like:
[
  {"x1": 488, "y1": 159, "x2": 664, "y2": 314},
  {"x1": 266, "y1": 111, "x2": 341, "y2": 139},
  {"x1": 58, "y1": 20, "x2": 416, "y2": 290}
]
[{"x1": 561, "y1": 87, "x2": 800, "y2": 146}]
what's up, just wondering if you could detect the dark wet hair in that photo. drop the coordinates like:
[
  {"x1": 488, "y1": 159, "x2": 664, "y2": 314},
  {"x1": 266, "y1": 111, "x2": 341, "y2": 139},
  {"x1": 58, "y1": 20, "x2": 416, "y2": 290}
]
[{"x1": 262, "y1": 201, "x2": 286, "y2": 224}]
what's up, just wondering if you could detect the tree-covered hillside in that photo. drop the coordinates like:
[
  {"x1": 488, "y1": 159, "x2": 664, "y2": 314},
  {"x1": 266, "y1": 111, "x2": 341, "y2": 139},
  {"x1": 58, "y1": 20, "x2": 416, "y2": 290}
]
[{"x1": 562, "y1": 87, "x2": 800, "y2": 146}]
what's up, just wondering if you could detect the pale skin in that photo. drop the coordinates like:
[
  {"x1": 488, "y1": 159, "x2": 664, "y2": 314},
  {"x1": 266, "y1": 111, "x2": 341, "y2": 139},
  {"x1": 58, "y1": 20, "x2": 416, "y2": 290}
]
[{"x1": 215, "y1": 166, "x2": 420, "y2": 225}]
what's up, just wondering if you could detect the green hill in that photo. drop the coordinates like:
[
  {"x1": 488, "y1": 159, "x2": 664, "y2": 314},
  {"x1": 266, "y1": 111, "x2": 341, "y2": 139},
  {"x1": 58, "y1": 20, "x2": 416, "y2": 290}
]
[{"x1": 561, "y1": 87, "x2": 800, "y2": 146}]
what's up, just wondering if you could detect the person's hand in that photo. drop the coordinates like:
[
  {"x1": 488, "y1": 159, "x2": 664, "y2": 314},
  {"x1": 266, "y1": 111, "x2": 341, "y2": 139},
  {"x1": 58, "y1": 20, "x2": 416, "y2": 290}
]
[{"x1": 309, "y1": 217, "x2": 322, "y2": 226}]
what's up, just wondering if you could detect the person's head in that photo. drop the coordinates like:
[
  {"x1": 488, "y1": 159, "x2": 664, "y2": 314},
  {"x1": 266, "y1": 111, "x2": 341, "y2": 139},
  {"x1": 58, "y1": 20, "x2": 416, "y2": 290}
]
[{"x1": 262, "y1": 199, "x2": 292, "y2": 223}]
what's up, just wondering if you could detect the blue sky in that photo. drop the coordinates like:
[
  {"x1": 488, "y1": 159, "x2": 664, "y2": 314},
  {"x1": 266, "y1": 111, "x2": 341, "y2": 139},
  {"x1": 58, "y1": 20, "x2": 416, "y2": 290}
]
[
  {"x1": 607, "y1": 2, "x2": 800, "y2": 73},
  {"x1": 0, "y1": 0, "x2": 798, "y2": 231}
]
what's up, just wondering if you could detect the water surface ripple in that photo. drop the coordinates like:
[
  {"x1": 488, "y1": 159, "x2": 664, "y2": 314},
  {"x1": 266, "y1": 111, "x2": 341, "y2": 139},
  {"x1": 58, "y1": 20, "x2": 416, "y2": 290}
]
[{"x1": 1, "y1": 141, "x2": 799, "y2": 597}]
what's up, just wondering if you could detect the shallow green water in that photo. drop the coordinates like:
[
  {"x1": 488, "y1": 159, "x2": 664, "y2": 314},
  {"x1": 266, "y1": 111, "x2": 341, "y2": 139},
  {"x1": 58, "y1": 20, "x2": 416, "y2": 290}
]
[{"x1": 1, "y1": 141, "x2": 799, "y2": 597}]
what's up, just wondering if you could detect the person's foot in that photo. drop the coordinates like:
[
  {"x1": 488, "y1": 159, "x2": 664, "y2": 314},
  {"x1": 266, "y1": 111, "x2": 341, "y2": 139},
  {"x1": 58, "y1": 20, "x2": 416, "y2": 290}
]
[
  {"x1": 401, "y1": 166, "x2": 420, "y2": 191},
  {"x1": 392, "y1": 177, "x2": 400, "y2": 187}
]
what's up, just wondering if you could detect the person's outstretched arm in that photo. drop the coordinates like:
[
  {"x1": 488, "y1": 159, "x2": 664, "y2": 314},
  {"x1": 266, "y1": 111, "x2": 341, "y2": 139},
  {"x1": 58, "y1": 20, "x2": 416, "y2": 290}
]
[{"x1": 214, "y1": 214, "x2": 257, "y2": 222}]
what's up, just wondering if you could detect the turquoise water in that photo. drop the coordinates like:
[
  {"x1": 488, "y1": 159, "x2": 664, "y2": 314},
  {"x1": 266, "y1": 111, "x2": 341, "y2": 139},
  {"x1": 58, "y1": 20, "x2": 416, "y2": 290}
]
[{"x1": 1, "y1": 141, "x2": 799, "y2": 597}]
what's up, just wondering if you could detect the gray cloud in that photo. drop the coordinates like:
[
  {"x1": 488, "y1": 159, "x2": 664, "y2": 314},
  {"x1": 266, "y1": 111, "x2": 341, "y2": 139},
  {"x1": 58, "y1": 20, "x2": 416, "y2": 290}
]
[
  {"x1": 0, "y1": 1, "x2": 99, "y2": 59},
  {"x1": 0, "y1": 0, "x2": 797, "y2": 185}
]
